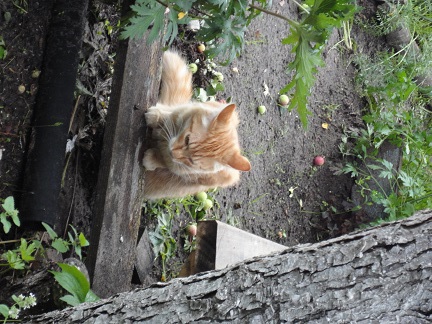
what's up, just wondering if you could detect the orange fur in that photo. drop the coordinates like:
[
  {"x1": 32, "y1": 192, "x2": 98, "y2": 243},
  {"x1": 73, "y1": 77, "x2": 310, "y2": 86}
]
[{"x1": 143, "y1": 50, "x2": 250, "y2": 199}]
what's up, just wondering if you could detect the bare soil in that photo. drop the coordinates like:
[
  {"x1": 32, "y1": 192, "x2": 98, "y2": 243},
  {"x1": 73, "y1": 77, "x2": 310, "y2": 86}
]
[
  {"x1": 1, "y1": 0, "x2": 387, "y2": 313},
  {"x1": 216, "y1": 2, "x2": 386, "y2": 241}
]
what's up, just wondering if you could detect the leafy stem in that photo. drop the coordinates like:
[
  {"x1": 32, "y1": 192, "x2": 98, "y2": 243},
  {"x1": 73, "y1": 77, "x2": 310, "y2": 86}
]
[
  {"x1": 155, "y1": 0, "x2": 168, "y2": 7},
  {"x1": 249, "y1": 4, "x2": 299, "y2": 27},
  {"x1": 122, "y1": 0, "x2": 357, "y2": 126}
]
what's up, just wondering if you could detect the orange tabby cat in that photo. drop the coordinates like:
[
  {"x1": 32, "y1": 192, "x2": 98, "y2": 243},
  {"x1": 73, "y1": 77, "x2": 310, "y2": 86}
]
[{"x1": 143, "y1": 50, "x2": 251, "y2": 199}]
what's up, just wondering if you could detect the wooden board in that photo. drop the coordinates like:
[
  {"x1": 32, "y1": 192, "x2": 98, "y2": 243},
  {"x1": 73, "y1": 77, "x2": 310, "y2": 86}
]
[
  {"x1": 86, "y1": 31, "x2": 162, "y2": 297},
  {"x1": 181, "y1": 220, "x2": 286, "y2": 276}
]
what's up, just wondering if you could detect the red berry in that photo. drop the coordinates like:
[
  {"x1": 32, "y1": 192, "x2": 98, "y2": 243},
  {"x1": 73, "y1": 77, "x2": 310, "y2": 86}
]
[{"x1": 313, "y1": 156, "x2": 325, "y2": 166}]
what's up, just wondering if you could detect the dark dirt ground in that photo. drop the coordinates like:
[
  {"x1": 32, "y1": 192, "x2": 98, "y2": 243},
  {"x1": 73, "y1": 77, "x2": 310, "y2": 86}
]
[{"x1": 0, "y1": 0, "x2": 388, "y2": 314}]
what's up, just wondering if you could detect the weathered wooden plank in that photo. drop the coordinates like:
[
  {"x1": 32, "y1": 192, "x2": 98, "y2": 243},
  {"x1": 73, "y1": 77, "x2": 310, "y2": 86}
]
[
  {"x1": 135, "y1": 228, "x2": 155, "y2": 286},
  {"x1": 180, "y1": 220, "x2": 286, "y2": 276},
  {"x1": 85, "y1": 26, "x2": 162, "y2": 297},
  {"x1": 28, "y1": 210, "x2": 432, "y2": 323}
]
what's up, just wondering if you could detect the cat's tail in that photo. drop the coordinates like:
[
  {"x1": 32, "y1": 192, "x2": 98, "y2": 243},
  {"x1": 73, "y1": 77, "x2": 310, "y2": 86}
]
[{"x1": 159, "y1": 50, "x2": 193, "y2": 106}]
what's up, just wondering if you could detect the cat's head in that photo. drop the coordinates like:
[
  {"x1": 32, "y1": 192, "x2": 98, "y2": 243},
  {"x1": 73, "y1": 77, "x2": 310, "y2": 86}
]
[{"x1": 163, "y1": 103, "x2": 251, "y2": 175}]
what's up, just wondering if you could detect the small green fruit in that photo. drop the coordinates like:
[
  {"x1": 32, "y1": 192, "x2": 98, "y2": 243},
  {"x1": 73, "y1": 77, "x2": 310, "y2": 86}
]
[
  {"x1": 186, "y1": 223, "x2": 197, "y2": 237},
  {"x1": 202, "y1": 199, "x2": 213, "y2": 211},
  {"x1": 258, "y1": 105, "x2": 266, "y2": 115},
  {"x1": 32, "y1": 69, "x2": 41, "y2": 78},
  {"x1": 213, "y1": 72, "x2": 223, "y2": 82},
  {"x1": 197, "y1": 43, "x2": 205, "y2": 53},
  {"x1": 195, "y1": 191, "x2": 207, "y2": 202},
  {"x1": 279, "y1": 94, "x2": 290, "y2": 106},
  {"x1": 188, "y1": 63, "x2": 198, "y2": 74}
]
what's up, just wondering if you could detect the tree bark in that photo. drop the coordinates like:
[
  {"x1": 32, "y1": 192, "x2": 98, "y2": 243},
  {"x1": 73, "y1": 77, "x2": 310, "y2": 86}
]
[{"x1": 27, "y1": 210, "x2": 432, "y2": 323}]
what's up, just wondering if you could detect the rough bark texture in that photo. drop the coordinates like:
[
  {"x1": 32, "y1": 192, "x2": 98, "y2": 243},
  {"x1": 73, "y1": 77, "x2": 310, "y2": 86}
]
[{"x1": 28, "y1": 210, "x2": 432, "y2": 323}]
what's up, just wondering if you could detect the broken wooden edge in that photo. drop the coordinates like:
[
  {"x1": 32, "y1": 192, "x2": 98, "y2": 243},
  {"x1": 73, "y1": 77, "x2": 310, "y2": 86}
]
[{"x1": 179, "y1": 220, "x2": 286, "y2": 277}]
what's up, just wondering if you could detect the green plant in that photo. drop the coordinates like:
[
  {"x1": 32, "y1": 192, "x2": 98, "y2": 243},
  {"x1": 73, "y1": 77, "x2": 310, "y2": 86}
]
[
  {"x1": 144, "y1": 192, "x2": 218, "y2": 280},
  {"x1": 337, "y1": 108, "x2": 432, "y2": 222},
  {"x1": 122, "y1": 0, "x2": 357, "y2": 127},
  {"x1": 1, "y1": 222, "x2": 90, "y2": 273},
  {"x1": 42, "y1": 222, "x2": 89, "y2": 259},
  {"x1": 50, "y1": 263, "x2": 99, "y2": 307},
  {"x1": 278, "y1": 0, "x2": 356, "y2": 127},
  {"x1": 121, "y1": 0, "x2": 265, "y2": 63},
  {"x1": 0, "y1": 293, "x2": 37, "y2": 323},
  {"x1": 1, "y1": 238, "x2": 41, "y2": 270},
  {"x1": 12, "y1": 0, "x2": 28, "y2": 14},
  {"x1": 362, "y1": 0, "x2": 432, "y2": 39},
  {"x1": 148, "y1": 212, "x2": 177, "y2": 282},
  {"x1": 0, "y1": 37, "x2": 6, "y2": 60},
  {"x1": 358, "y1": 0, "x2": 432, "y2": 89},
  {"x1": 336, "y1": 46, "x2": 432, "y2": 224},
  {"x1": 0, "y1": 196, "x2": 20, "y2": 233},
  {"x1": 0, "y1": 202, "x2": 94, "y2": 309},
  {"x1": 192, "y1": 58, "x2": 227, "y2": 102}
]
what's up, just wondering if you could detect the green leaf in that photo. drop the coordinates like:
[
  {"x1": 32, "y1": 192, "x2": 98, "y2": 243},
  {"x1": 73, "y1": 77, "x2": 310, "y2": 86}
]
[
  {"x1": 341, "y1": 163, "x2": 359, "y2": 177},
  {"x1": 42, "y1": 222, "x2": 58, "y2": 240},
  {"x1": 11, "y1": 295, "x2": 21, "y2": 304},
  {"x1": 20, "y1": 238, "x2": 36, "y2": 262},
  {"x1": 197, "y1": 14, "x2": 247, "y2": 64},
  {"x1": 398, "y1": 170, "x2": 415, "y2": 188},
  {"x1": 60, "y1": 294, "x2": 81, "y2": 307},
  {"x1": 2, "y1": 196, "x2": 17, "y2": 215},
  {"x1": 173, "y1": 0, "x2": 194, "y2": 11},
  {"x1": 147, "y1": 6, "x2": 166, "y2": 44},
  {"x1": 281, "y1": 25, "x2": 325, "y2": 127},
  {"x1": 10, "y1": 212, "x2": 20, "y2": 227},
  {"x1": 367, "y1": 164, "x2": 382, "y2": 171},
  {"x1": 121, "y1": 3, "x2": 165, "y2": 42},
  {"x1": 0, "y1": 216, "x2": 11, "y2": 234},
  {"x1": 50, "y1": 263, "x2": 90, "y2": 303},
  {"x1": 85, "y1": 290, "x2": 100, "y2": 303},
  {"x1": 51, "y1": 238, "x2": 70, "y2": 253},
  {"x1": 79, "y1": 232, "x2": 90, "y2": 247},
  {"x1": 1, "y1": 197, "x2": 19, "y2": 230},
  {"x1": 0, "y1": 304, "x2": 9, "y2": 317},
  {"x1": 164, "y1": 9, "x2": 181, "y2": 46},
  {"x1": 68, "y1": 232, "x2": 74, "y2": 245},
  {"x1": 381, "y1": 159, "x2": 394, "y2": 171},
  {"x1": 75, "y1": 245, "x2": 82, "y2": 260},
  {"x1": 4, "y1": 250, "x2": 25, "y2": 270},
  {"x1": 379, "y1": 170, "x2": 393, "y2": 180},
  {"x1": 69, "y1": 225, "x2": 78, "y2": 238},
  {"x1": 280, "y1": 0, "x2": 356, "y2": 127}
]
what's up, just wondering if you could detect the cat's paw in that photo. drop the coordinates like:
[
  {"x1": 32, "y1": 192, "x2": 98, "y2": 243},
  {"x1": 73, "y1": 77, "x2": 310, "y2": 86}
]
[
  {"x1": 145, "y1": 106, "x2": 161, "y2": 128},
  {"x1": 143, "y1": 149, "x2": 164, "y2": 170}
]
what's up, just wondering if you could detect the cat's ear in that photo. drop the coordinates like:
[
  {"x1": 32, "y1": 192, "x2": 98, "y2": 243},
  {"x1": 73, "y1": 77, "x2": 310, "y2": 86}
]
[
  {"x1": 227, "y1": 152, "x2": 251, "y2": 172},
  {"x1": 216, "y1": 104, "x2": 236, "y2": 124}
]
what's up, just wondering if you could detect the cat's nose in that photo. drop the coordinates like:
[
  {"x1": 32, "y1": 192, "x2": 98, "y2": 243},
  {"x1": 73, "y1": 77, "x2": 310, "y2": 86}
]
[{"x1": 171, "y1": 149, "x2": 181, "y2": 159}]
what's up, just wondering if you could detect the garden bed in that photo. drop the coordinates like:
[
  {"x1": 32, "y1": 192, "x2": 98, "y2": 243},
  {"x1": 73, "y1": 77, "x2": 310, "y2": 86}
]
[{"x1": 1, "y1": 0, "x2": 431, "y2": 317}]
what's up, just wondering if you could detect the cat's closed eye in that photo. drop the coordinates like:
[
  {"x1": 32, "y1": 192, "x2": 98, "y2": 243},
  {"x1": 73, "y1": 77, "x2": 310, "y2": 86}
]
[{"x1": 184, "y1": 134, "x2": 190, "y2": 147}]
